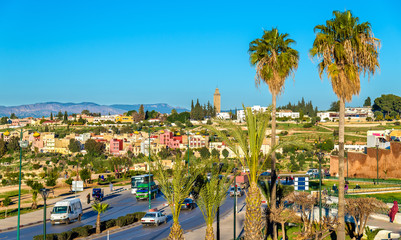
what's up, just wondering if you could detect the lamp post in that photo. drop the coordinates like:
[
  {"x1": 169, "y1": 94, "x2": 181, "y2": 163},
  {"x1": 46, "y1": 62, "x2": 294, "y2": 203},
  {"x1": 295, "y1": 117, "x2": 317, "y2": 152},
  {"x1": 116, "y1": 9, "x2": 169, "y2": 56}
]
[
  {"x1": 316, "y1": 152, "x2": 324, "y2": 224},
  {"x1": 187, "y1": 131, "x2": 190, "y2": 174},
  {"x1": 5, "y1": 128, "x2": 38, "y2": 240},
  {"x1": 40, "y1": 188, "x2": 50, "y2": 240},
  {"x1": 233, "y1": 168, "x2": 237, "y2": 240},
  {"x1": 376, "y1": 141, "x2": 379, "y2": 185},
  {"x1": 216, "y1": 163, "x2": 224, "y2": 240},
  {"x1": 148, "y1": 128, "x2": 152, "y2": 210}
]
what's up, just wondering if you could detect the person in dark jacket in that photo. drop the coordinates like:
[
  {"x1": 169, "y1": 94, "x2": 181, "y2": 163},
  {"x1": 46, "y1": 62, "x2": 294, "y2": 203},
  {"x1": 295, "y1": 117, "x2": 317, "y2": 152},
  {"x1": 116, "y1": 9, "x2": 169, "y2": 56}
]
[{"x1": 86, "y1": 193, "x2": 90, "y2": 204}]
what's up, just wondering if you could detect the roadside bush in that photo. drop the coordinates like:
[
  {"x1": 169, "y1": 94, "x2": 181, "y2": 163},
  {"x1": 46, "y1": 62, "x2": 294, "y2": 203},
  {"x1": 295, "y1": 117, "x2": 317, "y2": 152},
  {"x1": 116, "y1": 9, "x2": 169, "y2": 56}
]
[
  {"x1": 71, "y1": 225, "x2": 93, "y2": 237},
  {"x1": 33, "y1": 233, "x2": 57, "y2": 240},
  {"x1": 395, "y1": 121, "x2": 401, "y2": 126},
  {"x1": 101, "y1": 218, "x2": 117, "y2": 231},
  {"x1": 116, "y1": 212, "x2": 146, "y2": 227},
  {"x1": 56, "y1": 231, "x2": 73, "y2": 240},
  {"x1": 303, "y1": 123, "x2": 313, "y2": 128},
  {"x1": 33, "y1": 163, "x2": 41, "y2": 170}
]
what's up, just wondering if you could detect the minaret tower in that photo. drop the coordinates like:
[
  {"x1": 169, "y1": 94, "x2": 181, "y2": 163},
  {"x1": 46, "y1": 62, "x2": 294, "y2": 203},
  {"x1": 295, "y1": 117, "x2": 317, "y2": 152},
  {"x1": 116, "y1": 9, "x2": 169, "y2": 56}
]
[{"x1": 213, "y1": 88, "x2": 221, "y2": 113}]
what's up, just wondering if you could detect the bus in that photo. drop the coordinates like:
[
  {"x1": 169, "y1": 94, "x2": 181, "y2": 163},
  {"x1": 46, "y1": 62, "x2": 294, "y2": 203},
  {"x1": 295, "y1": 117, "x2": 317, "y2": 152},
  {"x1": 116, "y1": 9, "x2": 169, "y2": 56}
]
[
  {"x1": 131, "y1": 174, "x2": 154, "y2": 194},
  {"x1": 136, "y1": 182, "x2": 158, "y2": 200}
]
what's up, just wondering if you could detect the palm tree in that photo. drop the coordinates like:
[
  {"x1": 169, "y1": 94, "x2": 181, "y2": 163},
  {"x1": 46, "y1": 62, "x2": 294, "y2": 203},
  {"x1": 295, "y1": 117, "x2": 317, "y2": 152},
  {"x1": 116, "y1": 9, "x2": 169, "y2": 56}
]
[
  {"x1": 197, "y1": 173, "x2": 230, "y2": 240},
  {"x1": 92, "y1": 203, "x2": 109, "y2": 234},
  {"x1": 248, "y1": 27, "x2": 299, "y2": 240},
  {"x1": 310, "y1": 10, "x2": 380, "y2": 240},
  {"x1": 151, "y1": 155, "x2": 201, "y2": 240},
  {"x1": 26, "y1": 180, "x2": 44, "y2": 209},
  {"x1": 207, "y1": 108, "x2": 273, "y2": 240}
]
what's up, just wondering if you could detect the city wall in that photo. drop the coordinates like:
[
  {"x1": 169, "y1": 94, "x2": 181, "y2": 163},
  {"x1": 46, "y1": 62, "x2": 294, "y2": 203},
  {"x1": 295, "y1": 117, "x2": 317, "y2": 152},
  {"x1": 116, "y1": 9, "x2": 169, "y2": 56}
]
[{"x1": 330, "y1": 142, "x2": 401, "y2": 179}]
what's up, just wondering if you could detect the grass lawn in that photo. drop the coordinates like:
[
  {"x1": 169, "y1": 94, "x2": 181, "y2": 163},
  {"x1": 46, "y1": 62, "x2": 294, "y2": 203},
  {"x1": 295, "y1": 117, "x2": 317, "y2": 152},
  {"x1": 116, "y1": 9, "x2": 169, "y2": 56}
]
[
  {"x1": 309, "y1": 179, "x2": 400, "y2": 191},
  {"x1": 345, "y1": 192, "x2": 401, "y2": 203},
  {"x1": 0, "y1": 189, "x2": 30, "y2": 199},
  {"x1": 0, "y1": 205, "x2": 43, "y2": 219}
]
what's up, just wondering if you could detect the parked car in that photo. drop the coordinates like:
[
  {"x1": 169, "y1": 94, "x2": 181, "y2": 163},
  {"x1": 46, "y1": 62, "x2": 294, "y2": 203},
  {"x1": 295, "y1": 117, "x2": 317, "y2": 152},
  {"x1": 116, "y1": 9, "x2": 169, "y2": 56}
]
[
  {"x1": 229, "y1": 186, "x2": 244, "y2": 197},
  {"x1": 306, "y1": 169, "x2": 319, "y2": 176},
  {"x1": 180, "y1": 198, "x2": 196, "y2": 210},
  {"x1": 141, "y1": 209, "x2": 167, "y2": 226},
  {"x1": 50, "y1": 198, "x2": 83, "y2": 225}
]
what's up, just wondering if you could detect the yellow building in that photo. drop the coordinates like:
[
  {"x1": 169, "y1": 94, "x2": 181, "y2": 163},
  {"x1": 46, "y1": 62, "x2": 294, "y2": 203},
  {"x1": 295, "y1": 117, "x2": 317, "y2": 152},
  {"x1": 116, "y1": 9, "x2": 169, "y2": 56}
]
[{"x1": 115, "y1": 116, "x2": 134, "y2": 123}]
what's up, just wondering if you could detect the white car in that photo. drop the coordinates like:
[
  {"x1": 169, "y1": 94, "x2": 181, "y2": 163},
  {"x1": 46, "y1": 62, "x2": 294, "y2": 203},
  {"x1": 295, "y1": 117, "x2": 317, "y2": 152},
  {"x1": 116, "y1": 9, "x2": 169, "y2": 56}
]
[
  {"x1": 141, "y1": 210, "x2": 167, "y2": 226},
  {"x1": 306, "y1": 169, "x2": 319, "y2": 176},
  {"x1": 229, "y1": 186, "x2": 244, "y2": 197}
]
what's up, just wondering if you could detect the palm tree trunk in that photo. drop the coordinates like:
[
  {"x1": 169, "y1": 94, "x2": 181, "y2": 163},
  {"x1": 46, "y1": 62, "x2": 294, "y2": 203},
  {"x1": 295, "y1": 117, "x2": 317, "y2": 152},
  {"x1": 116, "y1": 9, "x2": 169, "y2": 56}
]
[
  {"x1": 281, "y1": 222, "x2": 285, "y2": 240},
  {"x1": 168, "y1": 222, "x2": 184, "y2": 240},
  {"x1": 337, "y1": 98, "x2": 345, "y2": 240},
  {"x1": 245, "y1": 182, "x2": 262, "y2": 240},
  {"x1": 96, "y1": 213, "x2": 101, "y2": 234},
  {"x1": 270, "y1": 93, "x2": 277, "y2": 240},
  {"x1": 205, "y1": 224, "x2": 215, "y2": 240}
]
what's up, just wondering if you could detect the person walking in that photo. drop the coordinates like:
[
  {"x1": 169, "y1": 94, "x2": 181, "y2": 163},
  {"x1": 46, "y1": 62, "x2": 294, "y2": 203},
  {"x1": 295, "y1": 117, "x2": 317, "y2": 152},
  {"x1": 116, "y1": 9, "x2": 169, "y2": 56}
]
[
  {"x1": 87, "y1": 193, "x2": 91, "y2": 204},
  {"x1": 389, "y1": 201, "x2": 398, "y2": 223}
]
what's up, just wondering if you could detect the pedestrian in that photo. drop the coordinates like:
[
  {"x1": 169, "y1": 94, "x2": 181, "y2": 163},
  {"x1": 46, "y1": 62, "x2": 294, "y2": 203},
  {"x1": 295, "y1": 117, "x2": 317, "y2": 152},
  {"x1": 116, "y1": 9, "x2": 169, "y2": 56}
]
[
  {"x1": 344, "y1": 184, "x2": 348, "y2": 194},
  {"x1": 86, "y1": 193, "x2": 90, "y2": 204},
  {"x1": 389, "y1": 201, "x2": 398, "y2": 223},
  {"x1": 110, "y1": 182, "x2": 113, "y2": 192}
]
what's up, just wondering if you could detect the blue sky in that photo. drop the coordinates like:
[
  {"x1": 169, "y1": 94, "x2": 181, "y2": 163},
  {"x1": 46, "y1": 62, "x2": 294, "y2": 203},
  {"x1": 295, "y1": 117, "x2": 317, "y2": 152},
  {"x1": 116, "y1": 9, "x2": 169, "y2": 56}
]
[{"x1": 0, "y1": 1, "x2": 400, "y2": 111}]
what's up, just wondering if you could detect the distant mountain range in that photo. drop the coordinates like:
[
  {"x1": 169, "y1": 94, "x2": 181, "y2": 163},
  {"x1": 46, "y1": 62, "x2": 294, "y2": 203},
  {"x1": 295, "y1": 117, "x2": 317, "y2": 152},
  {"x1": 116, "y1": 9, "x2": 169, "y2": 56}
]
[{"x1": 0, "y1": 102, "x2": 189, "y2": 118}]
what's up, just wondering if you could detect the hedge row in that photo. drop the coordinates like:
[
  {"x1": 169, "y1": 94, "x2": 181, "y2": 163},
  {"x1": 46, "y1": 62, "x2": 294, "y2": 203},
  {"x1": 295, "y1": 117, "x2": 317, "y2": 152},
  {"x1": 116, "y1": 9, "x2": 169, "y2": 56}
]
[{"x1": 33, "y1": 212, "x2": 146, "y2": 240}]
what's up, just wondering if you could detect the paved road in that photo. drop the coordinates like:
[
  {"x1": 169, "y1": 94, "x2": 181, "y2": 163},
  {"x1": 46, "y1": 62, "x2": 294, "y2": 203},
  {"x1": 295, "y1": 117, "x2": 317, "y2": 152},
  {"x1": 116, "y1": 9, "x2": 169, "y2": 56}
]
[
  {"x1": 1, "y1": 191, "x2": 166, "y2": 240},
  {"x1": 93, "y1": 194, "x2": 247, "y2": 240}
]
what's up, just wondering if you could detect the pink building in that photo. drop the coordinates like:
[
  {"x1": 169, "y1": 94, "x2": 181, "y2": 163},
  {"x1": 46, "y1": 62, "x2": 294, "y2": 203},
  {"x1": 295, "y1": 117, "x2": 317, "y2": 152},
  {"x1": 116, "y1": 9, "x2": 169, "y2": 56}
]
[
  {"x1": 159, "y1": 131, "x2": 180, "y2": 149},
  {"x1": 110, "y1": 139, "x2": 123, "y2": 155}
]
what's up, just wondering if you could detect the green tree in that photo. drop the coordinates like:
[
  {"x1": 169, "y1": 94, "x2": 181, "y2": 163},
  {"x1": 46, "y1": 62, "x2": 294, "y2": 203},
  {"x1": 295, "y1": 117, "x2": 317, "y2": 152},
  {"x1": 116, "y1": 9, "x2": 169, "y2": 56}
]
[
  {"x1": 138, "y1": 104, "x2": 145, "y2": 121},
  {"x1": 364, "y1": 97, "x2": 371, "y2": 107},
  {"x1": 92, "y1": 203, "x2": 109, "y2": 234},
  {"x1": 374, "y1": 111, "x2": 384, "y2": 121},
  {"x1": 57, "y1": 111, "x2": 63, "y2": 120},
  {"x1": 0, "y1": 139, "x2": 7, "y2": 157},
  {"x1": 63, "y1": 111, "x2": 68, "y2": 122},
  {"x1": 222, "y1": 149, "x2": 229, "y2": 159},
  {"x1": 211, "y1": 149, "x2": 220, "y2": 159},
  {"x1": 68, "y1": 139, "x2": 81, "y2": 153},
  {"x1": 310, "y1": 10, "x2": 380, "y2": 239},
  {"x1": 0, "y1": 117, "x2": 8, "y2": 124},
  {"x1": 46, "y1": 168, "x2": 59, "y2": 187},
  {"x1": 199, "y1": 147, "x2": 210, "y2": 159},
  {"x1": 26, "y1": 180, "x2": 44, "y2": 209},
  {"x1": 10, "y1": 113, "x2": 18, "y2": 119},
  {"x1": 85, "y1": 139, "x2": 105, "y2": 156},
  {"x1": 158, "y1": 147, "x2": 171, "y2": 159},
  {"x1": 2, "y1": 196, "x2": 12, "y2": 217},
  {"x1": 79, "y1": 168, "x2": 91, "y2": 186},
  {"x1": 329, "y1": 101, "x2": 340, "y2": 111},
  {"x1": 249, "y1": 28, "x2": 299, "y2": 239},
  {"x1": 7, "y1": 136, "x2": 20, "y2": 152},
  {"x1": 372, "y1": 94, "x2": 401, "y2": 114},
  {"x1": 50, "y1": 112, "x2": 53, "y2": 120}
]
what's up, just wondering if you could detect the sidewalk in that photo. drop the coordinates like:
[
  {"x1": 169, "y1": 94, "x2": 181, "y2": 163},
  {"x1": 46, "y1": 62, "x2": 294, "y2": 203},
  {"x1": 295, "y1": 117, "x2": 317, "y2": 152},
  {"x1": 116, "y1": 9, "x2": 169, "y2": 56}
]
[
  {"x1": 184, "y1": 204, "x2": 246, "y2": 240},
  {"x1": 0, "y1": 184, "x2": 130, "y2": 232}
]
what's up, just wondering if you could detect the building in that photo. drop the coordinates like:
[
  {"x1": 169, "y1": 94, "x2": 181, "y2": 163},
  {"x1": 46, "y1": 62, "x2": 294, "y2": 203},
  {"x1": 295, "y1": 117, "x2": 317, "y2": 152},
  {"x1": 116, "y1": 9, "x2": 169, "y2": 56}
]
[
  {"x1": 216, "y1": 112, "x2": 230, "y2": 120},
  {"x1": 159, "y1": 130, "x2": 181, "y2": 149},
  {"x1": 237, "y1": 106, "x2": 268, "y2": 122},
  {"x1": 110, "y1": 138, "x2": 124, "y2": 155},
  {"x1": 189, "y1": 134, "x2": 209, "y2": 148},
  {"x1": 276, "y1": 110, "x2": 300, "y2": 119},
  {"x1": 115, "y1": 115, "x2": 134, "y2": 123},
  {"x1": 318, "y1": 107, "x2": 374, "y2": 122},
  {"x1": 213, "y1": 88, "x2": 221, "y2": 113}
]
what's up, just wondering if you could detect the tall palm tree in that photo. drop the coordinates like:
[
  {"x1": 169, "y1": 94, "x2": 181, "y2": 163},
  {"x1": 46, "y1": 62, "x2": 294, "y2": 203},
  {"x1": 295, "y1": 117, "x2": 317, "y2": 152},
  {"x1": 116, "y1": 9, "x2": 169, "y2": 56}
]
[
  {"x1": 92, "y1": 203, "x2": 109, "y2": 234},
  {"x1": 197, "y1": 173, "x2": 230, "y2": 240},
  {"x1": 248, "y1": 28, "x2": 299, "y2": 240},
  {"x1": 207, "y1": 108, "x2": 272, "y2": 240},
  {"x1": 152, "y1": 155, "x2": 201, "y2": 240},
  {"x1": 310, "y1": 10, "x2": 380, "y2": 240}
]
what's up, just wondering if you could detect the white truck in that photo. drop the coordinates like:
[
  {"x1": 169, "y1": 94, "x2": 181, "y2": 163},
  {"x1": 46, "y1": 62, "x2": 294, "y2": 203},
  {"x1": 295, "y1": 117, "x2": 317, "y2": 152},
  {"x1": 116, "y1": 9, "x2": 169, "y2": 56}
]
[
  {"x1": 141, "y1": 209, "x2": 167, "y2": 226},
  {"x1": 50, "y1": 198, "x2": 83, "y2": 225}
]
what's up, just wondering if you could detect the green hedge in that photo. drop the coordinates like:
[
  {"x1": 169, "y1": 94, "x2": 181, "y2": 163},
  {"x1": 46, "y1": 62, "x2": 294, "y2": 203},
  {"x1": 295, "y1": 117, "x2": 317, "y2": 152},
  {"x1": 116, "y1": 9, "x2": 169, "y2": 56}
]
[{"x1": 33, "y1": 213, "x2": 145, "y2": 239}]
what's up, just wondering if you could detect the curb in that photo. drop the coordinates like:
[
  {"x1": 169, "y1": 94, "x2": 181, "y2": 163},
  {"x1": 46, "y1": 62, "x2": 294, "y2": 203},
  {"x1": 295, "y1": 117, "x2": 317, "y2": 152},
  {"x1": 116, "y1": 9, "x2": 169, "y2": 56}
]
[{"x1": 0, "y1": 187, "x2": 129, "y2": 233}]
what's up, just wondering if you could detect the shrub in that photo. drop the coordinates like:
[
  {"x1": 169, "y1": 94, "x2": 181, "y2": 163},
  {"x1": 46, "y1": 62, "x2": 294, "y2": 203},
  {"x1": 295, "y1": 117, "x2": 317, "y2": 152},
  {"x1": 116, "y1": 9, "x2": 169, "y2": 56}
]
[
  {"x1": 33, "y1": 163, "x2": 41, "y2": 170},
  {"x1": 33, "y1": 233, "x2": 57, "y2": 240},
  {"x1": 395, "y1": 121, "x2": 400, "y2": 126},
  {"x1": 56, "y1": 231, "x2": 73, "y2": 240},
  {"x1": 101, "y1": 218, "x2": 117, "y2": 231},
  {"x1": 71, "y1": 225, "x2": 93, "y2": 237},
  {"x1": 303, "y1": 123, "x2": 313, "y2": 128}
]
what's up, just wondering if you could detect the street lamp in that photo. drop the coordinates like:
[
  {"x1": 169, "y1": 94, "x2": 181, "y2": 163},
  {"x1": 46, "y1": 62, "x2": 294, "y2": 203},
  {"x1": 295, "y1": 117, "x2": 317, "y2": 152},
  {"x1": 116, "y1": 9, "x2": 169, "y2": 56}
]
[
  {"x1": 376, "y1": 140, "x2": 379, "y2": 185},
  {"x1": 40, "y1": 188, "x2": 50, "y2": 240},
  {"x1": 232, "y1": 167, "x2": 238, "y2": 240},
  {"x1": 6, "y1": 128, "x2": 39, "y2": 240},
  {"x1": 187, "y1": 131, "x2": 190, "y2": 174},
  {"x1": 316, "y1": 151, "x2": 324, "y2": 225},
  {"x1": 148, "y1": 128, "x2": 152, "y2": 210}
]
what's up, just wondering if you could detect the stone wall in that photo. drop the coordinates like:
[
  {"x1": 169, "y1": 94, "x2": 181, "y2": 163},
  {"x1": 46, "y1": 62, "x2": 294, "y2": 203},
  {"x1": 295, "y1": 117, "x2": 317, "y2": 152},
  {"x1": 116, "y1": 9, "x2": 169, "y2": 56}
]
[{"x1": 330, "y1": 142, "x2": 401, "y2": 179}]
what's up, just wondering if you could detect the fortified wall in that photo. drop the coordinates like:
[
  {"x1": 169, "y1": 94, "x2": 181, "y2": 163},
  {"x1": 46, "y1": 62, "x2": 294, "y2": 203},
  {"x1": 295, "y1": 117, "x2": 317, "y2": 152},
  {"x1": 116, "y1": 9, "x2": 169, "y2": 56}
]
[{"x1": 330, "y1": 142, "x2": 401, "y2": 179}]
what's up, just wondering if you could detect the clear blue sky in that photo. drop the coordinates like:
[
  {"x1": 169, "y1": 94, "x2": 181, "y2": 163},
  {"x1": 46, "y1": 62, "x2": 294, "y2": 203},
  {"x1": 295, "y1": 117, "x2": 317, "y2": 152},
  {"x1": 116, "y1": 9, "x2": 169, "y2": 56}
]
[{"x1": 0, "y1": 1, "x2": 400, "y2": 111}]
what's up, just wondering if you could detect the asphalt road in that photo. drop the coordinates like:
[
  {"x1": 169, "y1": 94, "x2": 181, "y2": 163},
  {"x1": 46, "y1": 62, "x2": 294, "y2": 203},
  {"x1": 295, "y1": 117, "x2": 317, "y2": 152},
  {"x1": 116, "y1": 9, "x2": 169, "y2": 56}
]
[
  {"x1": 93, "y1": 194, "x2": 247, "y2": 240},
  {"x1": 1, "y1": 191, "x2": 166, "y2": 240}
]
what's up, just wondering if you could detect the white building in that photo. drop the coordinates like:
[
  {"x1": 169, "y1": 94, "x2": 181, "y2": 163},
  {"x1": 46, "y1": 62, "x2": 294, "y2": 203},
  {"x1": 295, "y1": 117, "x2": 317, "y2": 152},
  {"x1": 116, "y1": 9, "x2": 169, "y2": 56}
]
[
  {"x1": 216, "y1": 112, "x2": 231, "y2": 120},
  {"x1": 318, "y1": 107, "x2": 374, "y2": 122},
  {"x1": 237, "y1": 106, "x2": 268, "y2": 122},
  {"x1": 276, "y1": 110, "x2": 300, "y2": 119}
]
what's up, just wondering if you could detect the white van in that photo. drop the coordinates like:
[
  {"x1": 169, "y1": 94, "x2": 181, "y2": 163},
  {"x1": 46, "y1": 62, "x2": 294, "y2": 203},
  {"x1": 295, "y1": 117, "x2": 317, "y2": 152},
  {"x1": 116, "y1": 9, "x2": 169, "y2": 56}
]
[{"x1": 50, "y1": 198, "x2": 83, "y2": 224}]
